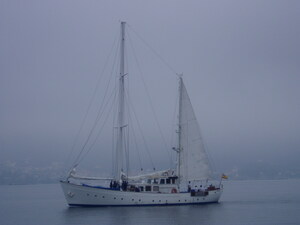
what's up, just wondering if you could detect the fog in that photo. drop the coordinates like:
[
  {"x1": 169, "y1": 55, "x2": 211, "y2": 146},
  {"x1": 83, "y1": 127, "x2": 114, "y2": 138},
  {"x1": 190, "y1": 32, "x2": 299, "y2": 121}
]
[{"x1": 0, "y1": 0, "x2": 299, "y2": 183}]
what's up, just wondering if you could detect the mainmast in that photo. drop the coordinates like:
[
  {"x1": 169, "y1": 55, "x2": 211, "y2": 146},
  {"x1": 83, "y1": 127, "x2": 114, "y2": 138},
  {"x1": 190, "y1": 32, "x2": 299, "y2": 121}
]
[{"x1": 115, "y1": 21, "x2": 126, "y2": 181}]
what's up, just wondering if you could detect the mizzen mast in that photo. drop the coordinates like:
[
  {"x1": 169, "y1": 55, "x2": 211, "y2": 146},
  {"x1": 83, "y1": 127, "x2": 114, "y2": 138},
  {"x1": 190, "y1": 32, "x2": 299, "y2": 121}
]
[{"x1": 177, "y1": 76, "x2": 183, "y2": 185}]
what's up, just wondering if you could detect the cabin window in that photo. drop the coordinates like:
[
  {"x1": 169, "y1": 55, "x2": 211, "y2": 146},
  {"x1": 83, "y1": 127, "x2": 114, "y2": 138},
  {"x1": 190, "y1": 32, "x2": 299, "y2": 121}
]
[
  {"x1": 153, "y1": 186, "x2": 159, "y2": 192},
  {"x1": 153, "y1": 179, "x2": 158, "y2": 184},
  {"x1": 139, "y1": 186, "x2": 144, "y2": 192},
  {"x1": 166, "y1": 178, "x2": 171, "y2": 184},
  {"x1": 145, "y1": 186, "x2": 151, "y2": 191},
  {"x1": 147, "y1": 179, "x2": 151, "y2": 184},
  {"x1": 160, "y1": 179, "x2": 165, "y2": 184},
  {"x1": 171, "y1": 178, "x2": 176, "y2": 184}
]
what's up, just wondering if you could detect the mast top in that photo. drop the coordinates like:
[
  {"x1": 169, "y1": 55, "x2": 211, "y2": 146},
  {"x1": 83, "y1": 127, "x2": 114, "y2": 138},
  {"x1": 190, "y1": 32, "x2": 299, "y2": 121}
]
[{"x1": 177, "y1": 73, "x2": 183, "y2": 79}]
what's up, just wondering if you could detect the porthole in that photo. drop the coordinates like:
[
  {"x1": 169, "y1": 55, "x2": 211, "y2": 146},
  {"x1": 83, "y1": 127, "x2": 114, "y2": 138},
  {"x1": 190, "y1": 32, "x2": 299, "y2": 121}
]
[
  {"x1": 94, "y1": 195, "x2": 97, "y2": 197},
  {"x1": 139, "y1": 199, "x2": 141, "y2": 202},
  {"x1": 132, "y1": 199, "x2": 134, "y2": 201},
  {"x1": 114, "y1": 197, "x2": 116, "y2": 199},
  {"x1": 121, "y1": 198, "x2": 123, "y2": 200},
  {"x1": 159, "y1": 200, "x2": 161, "y2": 202},
  {"x1": 152, "y1": 200, "x2": 154, "y2": 202},
  {"x1": 178, "y1": 200, "x2": 180, "y2": 202},
  {"x1": 87, "y1": 193, "x2": 89, "y2": 196},
  {"x1": 102, "y1": 196, "x2": 105, "y2": 198}
]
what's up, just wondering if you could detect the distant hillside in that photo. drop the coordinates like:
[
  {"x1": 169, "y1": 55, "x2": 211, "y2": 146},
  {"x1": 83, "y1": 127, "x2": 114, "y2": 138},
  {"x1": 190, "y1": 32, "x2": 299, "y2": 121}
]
[{"x1": 1, "y1": 158, "x2": 299, "y2": 185}]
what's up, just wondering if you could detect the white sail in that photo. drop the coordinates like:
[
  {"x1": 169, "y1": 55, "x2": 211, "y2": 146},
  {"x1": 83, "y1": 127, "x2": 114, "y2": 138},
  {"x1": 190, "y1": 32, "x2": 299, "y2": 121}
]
[{"x1": 179, "y1": 78, "x2": 212, "y2": 183}]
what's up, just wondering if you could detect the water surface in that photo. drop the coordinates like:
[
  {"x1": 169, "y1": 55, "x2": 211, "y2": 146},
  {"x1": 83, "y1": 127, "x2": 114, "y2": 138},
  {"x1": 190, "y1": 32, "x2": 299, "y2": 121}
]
[{"x1": 0, "y1": 179, "x2": 299, "y2": 225}]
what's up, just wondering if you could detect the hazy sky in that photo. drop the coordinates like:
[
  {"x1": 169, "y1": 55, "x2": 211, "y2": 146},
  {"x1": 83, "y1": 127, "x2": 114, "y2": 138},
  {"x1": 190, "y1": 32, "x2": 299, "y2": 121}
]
[{"x1": 0, "y1": 0, "x2": 299, "y2": 174}]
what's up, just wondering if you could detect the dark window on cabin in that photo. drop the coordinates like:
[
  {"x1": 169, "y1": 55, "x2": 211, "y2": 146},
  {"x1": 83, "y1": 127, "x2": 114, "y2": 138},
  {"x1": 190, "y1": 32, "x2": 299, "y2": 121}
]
[
  {"x1": 171, "y1": 178, "x2": 176, "y2": 184},
  {"x1": 166, "y1": 178, "x2": 171, "y2": 184},
  {"x1": 145, "y1": 186, "x2": 151, "y2": 191},
  {"x1": 139, "y1": 186, "x2": 144, "y2": 192},
  {"x1": 147, "y1": 179, "x2": 151, "y2": 184},
  {"x1": 153, "y1": 186, "x2": 159, "y2": 192},
  {"x1": 160, "y1": 179, "x2": 165, "y2": 184}
]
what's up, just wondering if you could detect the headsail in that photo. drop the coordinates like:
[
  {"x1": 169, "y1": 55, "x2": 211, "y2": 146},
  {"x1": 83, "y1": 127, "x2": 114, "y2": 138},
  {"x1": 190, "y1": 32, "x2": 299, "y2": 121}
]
[{"x1": 178, "y1": 78, "x2": 212, "y2": 183}]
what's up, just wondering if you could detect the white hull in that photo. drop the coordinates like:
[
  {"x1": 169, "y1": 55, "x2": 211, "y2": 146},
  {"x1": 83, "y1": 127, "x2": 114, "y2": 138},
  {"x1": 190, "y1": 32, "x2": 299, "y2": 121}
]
[{"x1": 60, "y1": 181, "x2": 222, "y2": 207}]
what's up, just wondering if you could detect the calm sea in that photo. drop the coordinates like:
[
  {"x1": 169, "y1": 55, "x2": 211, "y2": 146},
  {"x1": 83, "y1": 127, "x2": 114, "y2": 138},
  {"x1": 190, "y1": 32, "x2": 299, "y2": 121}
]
[{"x1": 0, "y1": 179, "x2": 299, "y2": 225}]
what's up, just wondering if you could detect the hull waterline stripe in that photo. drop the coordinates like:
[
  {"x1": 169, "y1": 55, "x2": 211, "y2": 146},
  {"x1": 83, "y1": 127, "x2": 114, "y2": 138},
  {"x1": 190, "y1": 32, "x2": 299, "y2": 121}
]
[{"x1": 68, "y1": 201, "x2": 219, "y2": 207}]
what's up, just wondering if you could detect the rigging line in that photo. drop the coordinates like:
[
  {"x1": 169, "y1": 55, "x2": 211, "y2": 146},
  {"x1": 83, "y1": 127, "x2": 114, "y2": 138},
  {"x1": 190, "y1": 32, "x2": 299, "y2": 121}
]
[
  {"x1": 65, "y1": 28, "x2": 120, "y2": 171},
  {"x1": 125, "y1": 91, "x2": 156, "y2": 171},
  {"x1": 127, "y1": 104, "x2": 143, "y2": 171},
  {"x1": 124, "y1": 68, "x2": 130, "y2": 177},
  {"x1": 127, "y1": 31, "x2": 172, "y2": 168},
  {"x1": 111, "y1": 76, "x2": 118, "y2": 177},
  {"x1": 110, "y1": 46, "x2": 122, "y2": 178},
  {"x1": 72, "y1": 39, "x2": 121, "y2": 167},
  {"x1": 169, "y1": 84, "x2": 179, "y2": 169},
  {"x1": 124, "y1": 65, "x2": 143, "y2": 171},
  {"x1": 77, "y1": 85, "x2": 117, "y2": 165},
  {"x1": 127, "y1": 23, "x2": 178, "y2": 76},
  {"x1": 111, "y1": 116, "x2": 115, "y2": 177},
  {"x1": 198, "y1": 126, "x2": 217, "y2": 175},
  {"x1": 125, "y1": 83, "x2": 143, "y2": 172},
  {"x1": 191, "y1": 100, "x2": 215, "y2": 174},
  {"x1": 75, "y1": 84, "x2": 116, "y2": 165},
  {"x1": 124, "y1": 123, "x2": 129, "y2": 177},
  {"x1": 202, "y1": 141, "x2": 217, "y2": 177}
]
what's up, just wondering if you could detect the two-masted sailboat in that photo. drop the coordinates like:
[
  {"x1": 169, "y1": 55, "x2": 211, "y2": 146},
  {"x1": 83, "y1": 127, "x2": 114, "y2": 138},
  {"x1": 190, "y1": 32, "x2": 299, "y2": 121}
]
[{"x1": 60, "y1": 22, "x2": 224, "y2": 206}]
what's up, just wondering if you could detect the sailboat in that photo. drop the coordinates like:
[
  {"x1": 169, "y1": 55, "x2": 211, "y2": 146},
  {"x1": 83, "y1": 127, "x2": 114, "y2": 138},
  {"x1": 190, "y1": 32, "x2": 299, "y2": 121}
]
[{"x1": 60, "y1": 22, "x2": 224, "y2": 206}]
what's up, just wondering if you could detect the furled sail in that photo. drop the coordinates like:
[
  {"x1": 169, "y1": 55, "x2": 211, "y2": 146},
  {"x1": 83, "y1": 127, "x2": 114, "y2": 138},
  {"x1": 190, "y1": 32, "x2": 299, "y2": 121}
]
[{"x1": 179, "y1": 78, "x2": 212, "y2": 183}]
